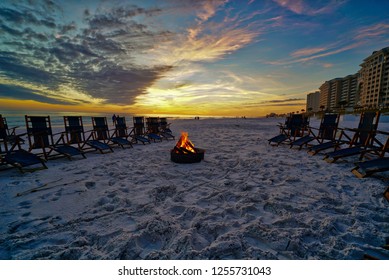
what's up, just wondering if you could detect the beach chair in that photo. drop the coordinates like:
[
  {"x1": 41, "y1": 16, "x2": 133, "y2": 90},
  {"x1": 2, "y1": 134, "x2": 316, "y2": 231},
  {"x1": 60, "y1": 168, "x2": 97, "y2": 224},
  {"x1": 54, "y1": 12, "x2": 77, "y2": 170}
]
[
  {"x1": 159, "y1": 117, "x2": 175, "y2": 140},
  {"x1": 131, "y1": 117, "x2": 151, "y2": 144},
  {"x1": 351, "y1": 131, "x2": 389, "y2": 178},
  {"x1": 2, "y1": 149, "x2": 48, "y2": 173},
  {"x1": 159, "y1": 118, "x2": 172, "y2": 133},
  {"x1": 323, "y1": 111, "x2": 381, "y2": 163},
  {"x1": 291, "y1": 113, "x2": 340, "y2": 150},
  {"x1": 0, "y1": 115, "x2": 47, "y2": 172},
  {"x1": 25, "y1": 115, "x2": 86, "y2": 160},
  {"x1": 308, "y1": 111, "x2": 376, "y2": 156},
  {"x1": 63, "y1": 116, "x2": 112, "y2": 154},
  {"x1": 146, "y1": 117, "x2": 163, "y2": 142},
  {"x1": 111, "y1": 116, "x2": 134, "y2": 148},
  {"x1": 268, "y1": 114, "x2": 308, "y2": 146},
  {"x1": 352, "y1": 157, "x2": 389, "y2": 178},
  {"x1": 92, "y1": 116, "x2": 132, "y2": 149},
  {"x1": 0, "y1": 114, "x2": 25, "y2": 153}
]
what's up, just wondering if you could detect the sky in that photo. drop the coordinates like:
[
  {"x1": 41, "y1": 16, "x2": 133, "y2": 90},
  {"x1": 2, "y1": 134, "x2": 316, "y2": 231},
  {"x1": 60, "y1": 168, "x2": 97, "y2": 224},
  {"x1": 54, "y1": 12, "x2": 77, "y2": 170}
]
[{"x1": 1, "y1": 0, "x2": 389, "y2": 117}]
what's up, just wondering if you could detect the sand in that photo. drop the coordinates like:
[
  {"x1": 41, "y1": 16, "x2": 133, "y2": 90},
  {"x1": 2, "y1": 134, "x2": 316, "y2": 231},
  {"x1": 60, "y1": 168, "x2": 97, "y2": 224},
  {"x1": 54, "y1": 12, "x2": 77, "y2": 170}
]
[{"x1": 0, "y1": 116, "x2": 388, "y2": 259}]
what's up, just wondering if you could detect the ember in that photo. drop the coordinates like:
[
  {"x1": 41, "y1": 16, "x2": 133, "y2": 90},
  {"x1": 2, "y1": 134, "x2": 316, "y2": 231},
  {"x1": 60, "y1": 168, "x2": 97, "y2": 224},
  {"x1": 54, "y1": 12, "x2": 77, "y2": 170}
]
[{"x1": 171, "y1": 132, "x2": 205, "y2": 163}]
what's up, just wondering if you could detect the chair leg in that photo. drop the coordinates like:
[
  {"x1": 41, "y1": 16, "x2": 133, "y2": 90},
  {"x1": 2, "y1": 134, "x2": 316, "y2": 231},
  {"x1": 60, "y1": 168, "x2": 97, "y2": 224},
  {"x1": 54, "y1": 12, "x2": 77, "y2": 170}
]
[{"x1": 384, "y1": 186, "x2": 389, "y2": 203}]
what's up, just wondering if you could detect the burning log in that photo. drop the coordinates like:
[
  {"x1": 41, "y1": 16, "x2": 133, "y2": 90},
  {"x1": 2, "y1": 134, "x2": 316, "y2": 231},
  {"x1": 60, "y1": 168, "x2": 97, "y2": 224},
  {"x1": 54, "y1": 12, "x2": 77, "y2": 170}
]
[
  {"x1": 173, "y1": 146, "x2": 194, "y2": 154},
  {"x1": 171, "y1": 132, "x2": 205, "y2": 163}
]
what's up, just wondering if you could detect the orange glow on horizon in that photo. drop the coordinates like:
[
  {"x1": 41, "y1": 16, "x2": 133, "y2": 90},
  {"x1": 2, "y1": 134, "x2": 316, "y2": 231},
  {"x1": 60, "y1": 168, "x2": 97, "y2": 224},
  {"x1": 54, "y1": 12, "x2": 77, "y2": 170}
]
[{"x1": 0, "y1": 97, "x2": 305, "y2": 117}]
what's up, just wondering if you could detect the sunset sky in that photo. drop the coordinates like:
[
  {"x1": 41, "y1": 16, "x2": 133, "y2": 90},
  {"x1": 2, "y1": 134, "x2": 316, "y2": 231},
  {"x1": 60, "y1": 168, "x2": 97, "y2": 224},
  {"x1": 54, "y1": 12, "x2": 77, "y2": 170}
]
[{"x1": 1, "y1": 0, "x2": 389, "y2": 117}]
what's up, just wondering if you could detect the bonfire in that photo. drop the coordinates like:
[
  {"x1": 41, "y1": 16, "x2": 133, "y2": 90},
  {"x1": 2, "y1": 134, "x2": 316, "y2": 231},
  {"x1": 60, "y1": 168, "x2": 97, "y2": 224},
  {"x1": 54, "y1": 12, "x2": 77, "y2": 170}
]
[{"x1": 171, "y1": 132, "x2": 205, "y2": 163}]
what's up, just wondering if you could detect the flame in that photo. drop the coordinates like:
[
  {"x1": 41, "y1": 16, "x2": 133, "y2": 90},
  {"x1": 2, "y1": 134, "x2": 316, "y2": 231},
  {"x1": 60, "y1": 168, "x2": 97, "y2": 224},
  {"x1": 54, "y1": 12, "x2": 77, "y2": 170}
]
[{"x1": 175, "y1": 132, "x2": 196, "y2": 153}]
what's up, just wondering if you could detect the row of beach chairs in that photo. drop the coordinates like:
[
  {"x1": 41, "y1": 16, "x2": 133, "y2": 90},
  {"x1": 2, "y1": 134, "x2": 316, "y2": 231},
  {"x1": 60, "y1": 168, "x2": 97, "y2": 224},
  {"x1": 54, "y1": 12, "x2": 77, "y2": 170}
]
[
  {"x1": 269, "y1": 111, "x2": 389, "y2": 179},
  {"x1": 268, "y1": 111, "x2": 389, "y2": 259},
  {"x1": 0, "y1": 115, "x2": 175, "y2": 173}
]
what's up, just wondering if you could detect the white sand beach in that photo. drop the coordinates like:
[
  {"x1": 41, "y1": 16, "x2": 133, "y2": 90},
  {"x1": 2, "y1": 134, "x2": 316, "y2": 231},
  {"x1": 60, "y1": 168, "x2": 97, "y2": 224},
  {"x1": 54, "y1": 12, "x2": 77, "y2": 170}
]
[{"x1": 0, "y1": 116, "x2": 388, "y2": 260}]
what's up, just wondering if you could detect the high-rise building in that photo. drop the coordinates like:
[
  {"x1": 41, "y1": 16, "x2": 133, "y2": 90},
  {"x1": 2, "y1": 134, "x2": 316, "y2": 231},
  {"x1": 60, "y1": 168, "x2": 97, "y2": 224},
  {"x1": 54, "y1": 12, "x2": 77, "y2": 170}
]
[
  {"x1": 306, "y1": 91, "x2": 320, "y2": 112},
  {"x1": 319, "y1": 78, "x2": 342, "y2": 111},
  {"x1": 359, "y1": 47, "x2": 389, "y2": 109},
  {"x1": 340, "y1": 73, "x2": 358, "y2": 109},
  {"x1": 319, "y1": 81, "x2": 330, "y2": 111}
]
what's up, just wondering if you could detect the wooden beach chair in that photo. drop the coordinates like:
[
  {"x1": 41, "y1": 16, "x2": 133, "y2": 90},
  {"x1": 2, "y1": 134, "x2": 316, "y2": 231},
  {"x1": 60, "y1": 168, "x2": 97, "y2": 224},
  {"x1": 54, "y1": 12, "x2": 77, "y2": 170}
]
[
  {"x1": 63, "y1": 116, "x2": 112, "y2": 154},
  {"x1": 2, "y1": 149, "x2": 48, "y2": 173},
  {"x1": 291, "y1": 113, "x2": 340, "y2": 150},
  {"x1": 130, "y1": 117, "x2": 151, "y2": 144},
  {"x1": 159, "y1": 117, "x2": 175, "y2": 140},
  {"x1": 0, "y1": 115, "x2": 47, "y2": 172},
  {"x1": 323, "y1": 111, "x2": 381, "y2": 163},
  {"x1": 309, "y1": 111, "x2": 378, "y2": 156},
  {"x1": 268, "y1": 114, "x2": 308, "y2": 146},
  {"x1": 351, "y1": 130, "x2": 389, "y2": 178},
  {"x1": 92, "y1": 116, "x2": 132, "y2": 149},
  {"x1": 25, "y1": 115, "x2": 86, "y2": 160},
  {"x1": 0, "y1": 114, "x2": 26, "y2": 153},
  {"x1": 111, "y1": 116, "x2": 133, "y2": 148},
  {"x1": 146, "y1": 117, "x2": 163, "y2": 142}
]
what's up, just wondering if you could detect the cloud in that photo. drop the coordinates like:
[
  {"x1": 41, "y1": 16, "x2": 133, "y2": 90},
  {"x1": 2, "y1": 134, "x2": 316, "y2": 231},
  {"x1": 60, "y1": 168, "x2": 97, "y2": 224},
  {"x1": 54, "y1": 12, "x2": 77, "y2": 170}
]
[
  {"x1": 242, "y1": 98, "x2": 306, "y2": 108},
  {"x1": 0, "y1": 83, "x2": 72, "y2": 105},
  {"x1": 0, "y1": 1, "x2": 176, "y2": 106},
  {"x1": 268, "y1": 41, "x2": 364, "y2": 66},
  {"x1": 268, "y1": 20, "x2": 389, "y2": 67},
  {"x1": 146, "y1": 1, "x2": 260, "y2": 65},
  {"x1": 354, "y1": 23, "x2": 389, "y2": 40},
  {"x1": 291, "y1": 47, "x2": 328, "y2": 58},
  {"x1": 272, "y1": 0, "x2": 346, "y2": 16},
  {"x1": 0, "y1": 6, "x2": 56, "y2": 28}
]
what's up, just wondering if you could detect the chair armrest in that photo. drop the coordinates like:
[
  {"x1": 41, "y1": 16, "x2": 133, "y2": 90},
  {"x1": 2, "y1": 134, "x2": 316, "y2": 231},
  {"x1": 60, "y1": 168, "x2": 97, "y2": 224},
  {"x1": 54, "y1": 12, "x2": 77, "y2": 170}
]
[{"x1": 377, "y1": 130, "x2": 389, "y2": 136}]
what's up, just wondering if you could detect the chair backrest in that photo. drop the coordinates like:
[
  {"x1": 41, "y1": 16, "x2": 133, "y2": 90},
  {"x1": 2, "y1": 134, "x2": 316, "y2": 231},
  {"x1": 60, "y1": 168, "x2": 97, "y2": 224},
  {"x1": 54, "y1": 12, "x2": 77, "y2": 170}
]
[
  {"x1": 25, "y1": 115, "x2": 53, "y2": 148},
  {"x1": 318, "y1": 113, "x2": 339, "y2": 140},
  {"x1": 159, "y1": 118, "x2": 168, "y2": 130},
  {"x1": 0, "y1": 115, "x2": 8, "y2": 153},
  {"x1": 147, "y1": 117, "x2": 160, "y2": 134},
  {"x1": 357, "y1": 111, "x2": 380, "y2": 145},
  {"x1": 92, "y1": 117, "x2": 109, "y2": 140},
  {"x1": 133, "y1": 116, "x2": 145, "y2": 135},
  {"x1": 64, "y1": 116, "x2": 85, "y2": 144},
  {"x1": 0, "y1": 114, "x2": 8, "y2": 140},
  {"x1": 288, "y1": 114, "x2": 304, "y2": 136},
  {"x1": 115, "y1": 117, "x2": 127, "y2": 137}
]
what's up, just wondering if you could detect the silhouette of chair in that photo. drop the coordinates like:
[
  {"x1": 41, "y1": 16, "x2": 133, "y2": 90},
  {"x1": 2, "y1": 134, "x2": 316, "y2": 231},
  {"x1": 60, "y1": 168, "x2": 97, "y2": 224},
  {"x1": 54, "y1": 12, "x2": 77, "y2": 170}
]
[
  {"x1": 63, "y1": 116, "x2": 112, "y2": 154},
  {"x1": 291, "y1": 113, "x2": 340, "y2": 150},
  {"x1": 1, "y1": 115, "x2": 47, "y2": 172},
  {"x1": 92, "y1": 116, "x2": 132, "y2": 149},
  {"x1": 111, "y1": 116, "x2": 134, "y2": 148},
  {"x1": 351, "y1": 131, "x2": 389, "y2": 177},
  {"x1": 25, "y1": 115, "x2": 86, "y2": 160},
  {"x1": 131, "y1": 117, "x2": 151, "y2": 144},
  {"x1": 323, "y1": 111, "x2": 381, "y2": 163},
  {"x1": 146, "y1": 117, "x2": 163, "y2": 142},
  {"x1": 352, "y1": 157, "x2": 389, "y2": 178},
  {"x1": 2, "y1": 149, "x2": 48, "y2": 172},
  {"x1": 0, "y1": 114, "x2": 21, "y2": 153},
  {"x1": 159, "y1": 117, "x2": 175, "y2": 140},
  {"x1": 268, "y1": 114, "x2": 308, "y2": 146}
]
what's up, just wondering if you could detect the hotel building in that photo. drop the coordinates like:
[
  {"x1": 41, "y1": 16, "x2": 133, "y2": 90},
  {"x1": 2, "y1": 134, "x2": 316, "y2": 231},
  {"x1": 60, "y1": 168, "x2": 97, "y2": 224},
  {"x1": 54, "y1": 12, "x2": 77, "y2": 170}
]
[
  {"x1": 319, "y1": 78, "x2": 343, "y2": 111},
  {"x1": 306, "y1": 91, "x2": 320, "y2": 112},
  {"x1": 358, "y1": 47, "x2": 389, "y2": 109}
]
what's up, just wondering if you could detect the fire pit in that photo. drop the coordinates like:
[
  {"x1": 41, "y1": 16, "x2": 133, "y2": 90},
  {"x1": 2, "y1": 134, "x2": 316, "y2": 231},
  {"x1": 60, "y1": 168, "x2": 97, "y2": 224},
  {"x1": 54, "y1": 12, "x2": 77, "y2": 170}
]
[{"x1": 171, "y1": 132, "x2": 205, "y2": 163}]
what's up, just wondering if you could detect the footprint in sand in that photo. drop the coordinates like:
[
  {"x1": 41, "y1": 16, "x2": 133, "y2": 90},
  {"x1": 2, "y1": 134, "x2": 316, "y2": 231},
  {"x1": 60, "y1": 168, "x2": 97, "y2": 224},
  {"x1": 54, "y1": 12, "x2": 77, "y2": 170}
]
[
  {"x1": 85, "y1": 182, "x2": 96, "y2": 189},
  {"x1": 18, "y1": 200, "x2": 32, "y2": 209}
]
